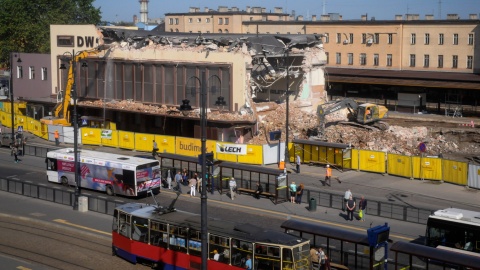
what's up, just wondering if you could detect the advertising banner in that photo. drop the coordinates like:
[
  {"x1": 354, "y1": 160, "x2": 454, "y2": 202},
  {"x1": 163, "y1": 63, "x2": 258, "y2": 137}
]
[{"x1": 216, "y1": 143, "x2": 247, "y2": 155}]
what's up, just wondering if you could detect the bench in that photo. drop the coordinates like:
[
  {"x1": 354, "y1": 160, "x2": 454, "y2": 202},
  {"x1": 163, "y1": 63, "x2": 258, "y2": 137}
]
[
  {"x1": 236, "y1": 188, "x2": 274, "y2": 199},
  {"x1": 330, "y1": 262, "x2": 349, "y2": 270}
]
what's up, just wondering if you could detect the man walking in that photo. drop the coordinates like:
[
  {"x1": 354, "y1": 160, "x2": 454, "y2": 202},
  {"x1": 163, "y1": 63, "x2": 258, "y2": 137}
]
[
  {"x1": 12, "y1": 144, "x2": 19, "y2": 163},
  {"x1": 54, "y1": 130, "x2": 60, "y2": 146},
  {"x1": 296, "y1": 154, "x2": 301, "y2": 173},
  {"x1": 152, "y1": 140, "x2": 159, "y2": 157},
  {"x1": 342, "y1": 189, "x2": 352, "y2": 212},
  {"x1": 325, "y1": 164, "x2": 332, "y2": 186},
  {"x1": 229, "y1": 177, "x2": 237, "y2": 200}
]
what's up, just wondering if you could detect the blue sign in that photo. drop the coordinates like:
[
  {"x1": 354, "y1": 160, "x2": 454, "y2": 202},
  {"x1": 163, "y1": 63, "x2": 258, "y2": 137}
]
[
  {"x1": 418, "y1": 142, "x2": 427, "y2": 152},
  {"x1": 269, "y1": 130, "x2": 281, "y2": 141},
  {"x1": 367, "y1": 223, "x2": 390, "y2": 247},
  {"x1": 17, "y1": 125, "x2": 23, "y2": 133},
  {"x1": 81, "y1": 119, "x2": 88, "y2": 126}
]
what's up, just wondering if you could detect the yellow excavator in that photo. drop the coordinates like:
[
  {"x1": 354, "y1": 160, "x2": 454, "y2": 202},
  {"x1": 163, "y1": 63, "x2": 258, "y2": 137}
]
[
  {"x1": 40, "y1": 45, "x2": 110, "y2": 126},
  {"x1": 314, "y1": 98, "x2": 389, "y2": 137}
]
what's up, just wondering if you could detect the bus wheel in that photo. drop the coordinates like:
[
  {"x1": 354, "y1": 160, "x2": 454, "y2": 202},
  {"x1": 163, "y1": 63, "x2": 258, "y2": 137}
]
[
  {"x1": 106, "y1": 185, "x2": 115, "y2": 196},
  {"x1": 61, "y1": 176, "x2": 69, "y2": 187},
  {"x1": 112, "y1": 246, "x2": 116, "y2": 256}
]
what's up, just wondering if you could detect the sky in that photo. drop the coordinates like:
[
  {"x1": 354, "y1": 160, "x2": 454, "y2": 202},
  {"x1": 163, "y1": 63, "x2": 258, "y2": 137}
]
[{"x1": 93, "y1": 0, "x2": 479, "y2": 23}]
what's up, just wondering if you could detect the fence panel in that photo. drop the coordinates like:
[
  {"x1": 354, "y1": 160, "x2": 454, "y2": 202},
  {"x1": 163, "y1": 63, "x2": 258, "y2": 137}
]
[
  {"x1": 387, "y1": 153, "x2": 413, "y2": 178},
  {"x1": 358, "y1": 150, "x2": 386, "y2": 174},
  {"x1": 467, "y1": 164, "x2": 480, "y2": 189},
  {"x1": 412, "y1": 156, "x2": 442, "y2": 181},
  {"x1": 442, "y1": 159, "x2": 468, "y2": 185}
]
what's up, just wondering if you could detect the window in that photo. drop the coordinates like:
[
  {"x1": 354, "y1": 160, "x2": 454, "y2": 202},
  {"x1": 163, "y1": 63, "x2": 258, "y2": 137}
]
[
  {"x1": 409, "y1": 54, "x2": 416, "y2": 67},
  {"x1": 175, "y1": 18, "x2": 179, "y2": 25},
  {"x1": 388, "y1": 34, "x2": 393, "y2": 44},
  {"x1": 324, "y1": 33, "x2": 329, "y2": 43},
  {"x1": 374, "y1": 33, "x2": 379, "y2": 44},
  {"x1": 57, "y1": 35, "x2": 74, "y2": 47},
  {"x1": 425, "y1": 33, "x2": 430, "y2": 45},
  {"x1": 411, "y1": 33, "x2": 416, "y2": 45},
  {"x1": 360, "y1": 53, "x2": 366, "y2": 65},
  {"x1": 347, "y1": 53, "x2": 353, "y2": 65},
  {"x1": 468, "y1": 33, "x2": 474, "y2": 45},
  {"x1": 373, "y1": 54, "x2": 379, "y2": 66},
  {"x1": 336, "y1": 53, "x2": 341, "y2": 64},
  {"x1": 206, "y1": 18, "x2": 210, "y2": 23},
  {"x1": 197, "y1": 18, "x2": 201, "y2": 23},
  {"x1": 188, "y1": 18, "x2": 192, "y2": 23},
  {"x1": 218, "y1": 29, "x2": 222, "y2": 33},
  {"x1": 362, "y1": 33, "x2": 367, "y2": 44},
  {"x1": 17, "y1": 66, "x2": 23, "y2": 78},
  {"x1": 297, "y1": 32, "x2": 301, "y2": 34},
  {"x1": 218, "y1": 18, "x2": 223, "y2": 25},
  {"x1": 439, "y1": 33, "x2": 444, "y2": 45},
  {"x1": 336, "y1": 33, "x2": 341, "y2": 43},
  {"x1": 386, "y1": 54, "x2": 392, "y2": 66},
  {"x1": 349, "y1": 33, "x2": 354, "y2": 43},
  {"x1": 452, "y1": 55, "x2": 458, "y2": 68},
  {"x1": 169, "y1": 18, "x2": 173, "y2": 24},
  {"x1": 438, "y1": 55, "x2": 443, "y2": 68},
  {"x1": 467, "y1": 56, "x2": 473, "y2": 69},
  {"x1": 41, "y1": 67, "x2": 47, "y2": 81},
  {"x1": 225, "y1": 18, "x2": 229, "y2": 25},
  {"x1": 424, "y1": 55, "x2": 430, "y2": 68},
  {"x1": 453, "y1": 34, "x2": 458, "y2": 45},
  {"x1": 29, "y1": 66, "x2": 35, "y2": 79},
  {"x1": 225, "y1": 29, "x2": 229, "y2": 33},
  {"x1": 325, "y1": 52, "x2": 329, "y2": 64}
]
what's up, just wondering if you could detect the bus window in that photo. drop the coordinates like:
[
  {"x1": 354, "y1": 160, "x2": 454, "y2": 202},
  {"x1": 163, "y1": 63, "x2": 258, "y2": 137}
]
[
  {"x1": 188, "y1": 229, "x2": 202, "y2": 257},
  {"x1": 209, "y1": 234, "x2": 230, "y2": 263},
  {"x1": 132, "y1": 216, "x2": 148, "y2": 243},
  {"x1": 231, "y1": 238, "x2": 253, "y2": 268},
  {"x1": 150, "y1": 221, "x2": 168, "y2": 248},
  {"x1": 255, "y1": 244, "x2": 280, "y2": 269},
  {"x1": 169, "y1": 225, "x2": 187, "y2": 253},
  {"x1": 46, "y1": 158, "x2": 57, "y2": 171},
  {"x1": 122, "y1": 170, "x2": 136, "y2": 195}
]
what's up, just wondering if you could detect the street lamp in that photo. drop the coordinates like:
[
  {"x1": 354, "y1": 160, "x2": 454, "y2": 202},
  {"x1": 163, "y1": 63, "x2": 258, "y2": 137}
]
[
  {"x1": 59, "y1": 49, "x2": 87, "y2": 211},
  {"x1": 284, "y1": 49, "x2": 290, "y2": 164},
  {"x1": 9, "y1": 53, "x2": 22, "y2": 145}
]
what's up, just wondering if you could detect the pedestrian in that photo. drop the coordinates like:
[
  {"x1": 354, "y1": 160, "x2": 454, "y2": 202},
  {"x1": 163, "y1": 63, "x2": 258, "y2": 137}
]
[
  {"x1": 289, "y1": 181, "x2": 297, "y2": 203},
  {"x1": 173, "y1": 175, "x2": 183, "y2": 194},
  {"x1": 295, "y1": 183, "x2": 304, "y2": 204},
  {"x1": 189, "y1": 177, "x2": 197, "y2": 197},
  {"x1": 152, "y1": 140, "x2": 159, "y2": 157},
  {"x1": 245, "y1": 254, "x2": 252, "y2": 270},
  {"x1": 296, "y1": 154, "x2": 301, "y2": 173},
  {"x1": 12, "y1": 144, "x2": 19, "y2": 163},
  {"x1": 54, "y1": 130, "x2": 60, "y2": 146},
  {"x1": 325, "y1": 164, "x2": 332, "y2": 186},
  {"x1": 324, "y1": 254, "x2": 331, "y2": 270},
  {"x1": 229, "y1": 177, "x2": 237, "y2": 200},
  {"x1": 175, "y1": 171, "x2": 182, "y2": 185},
  {"x1": 316, "y1": 247, "x2": 326, "y2": 270},
  {"x1": 254, "y1": 182, "x2": 263, "y2": 199},
  {"x1": 310, "y1": 246, "x2": 319, "y2": 270},
  {"x1": 359, "y1": 195, "x2": 367, "y2": 222},
  {"x1": 346, "y1": 194, "x2": 356, "y2": 221},
  {"x1": 166, "y1": 170, "x2": 172, "y2": 189},
  {"x1": 342, "y1": 189, "x2": 352, "y2": 212}
]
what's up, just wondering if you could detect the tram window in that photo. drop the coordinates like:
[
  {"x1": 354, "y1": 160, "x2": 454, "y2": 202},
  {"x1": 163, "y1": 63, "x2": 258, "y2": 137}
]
[
  {"x1": 150, "y1": 221, "x2": 168, "y2": 248},
  {"x1": 118, "y1": 212, "x2": 131, "y2": 238},
  {"x1": 255, "y1": 244, "x2": 281, "y2": 269},
  {"x1": 231, "y1": 238, "x2": 253, "y2": 267},
  {"x1": 282, "y1": 248, "x2": 294, "y2": 269},
  {"x1": 132, "y1": 216, "x2": 148, "y2": 243},
  {"x1": 188, "y1": 229, "x2": 202, "y2": 257},
  {"x1": 169, "y1": 225, "x2": 187, "y2": 253},
  {"x1": 209, "y1": 234, "x2": 230, "y2": 263},
  {"x1": 112, "y1": 210, "x2": 119, "y2": 232}
]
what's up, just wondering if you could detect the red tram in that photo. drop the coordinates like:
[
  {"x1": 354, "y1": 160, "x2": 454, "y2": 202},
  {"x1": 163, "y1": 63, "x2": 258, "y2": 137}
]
[{"x1": 112, "y1": 198, "x2": 311, "y2": 269}]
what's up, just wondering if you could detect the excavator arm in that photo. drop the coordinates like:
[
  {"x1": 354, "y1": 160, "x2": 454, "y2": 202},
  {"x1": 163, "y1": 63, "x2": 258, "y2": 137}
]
[
  {"x1": 316, "y1": 98, "x2": 359, "y2": 134},
  {"x1": 41, "y1": 46, "x2": 108, "y2": 126}
]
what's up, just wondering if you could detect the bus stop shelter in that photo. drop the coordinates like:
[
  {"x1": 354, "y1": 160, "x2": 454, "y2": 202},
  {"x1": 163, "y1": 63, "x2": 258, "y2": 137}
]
[{"x1": 292, "y1": 139, "x2": 352, "y2": 169}]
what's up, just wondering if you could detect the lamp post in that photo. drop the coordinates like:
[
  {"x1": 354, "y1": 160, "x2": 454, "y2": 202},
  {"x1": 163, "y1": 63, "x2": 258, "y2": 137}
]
[
  {"x1": 59, "y1": 49, "x2": 85, "y2": 210},
  {"x1": 9, "y1": 53, "x2": 22, "y2": 145},
  {"x1": 284, "y1": 49, "x2": 290, "y2": 164}
]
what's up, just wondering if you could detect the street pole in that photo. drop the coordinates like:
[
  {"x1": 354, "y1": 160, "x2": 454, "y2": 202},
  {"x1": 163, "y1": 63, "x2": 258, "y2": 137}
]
[
  {"x1": 285, "y1": 49, "x2": 290, "y2": 164},
  {"x1": 71, "y1": 49, "x2": 80, "y2": 210},
  {"x1": 9, "y1": 52, "x2": 14, "y2": 144},
  {"x1": 200, "y1": 71, "x2": 208, "y2": 270}
]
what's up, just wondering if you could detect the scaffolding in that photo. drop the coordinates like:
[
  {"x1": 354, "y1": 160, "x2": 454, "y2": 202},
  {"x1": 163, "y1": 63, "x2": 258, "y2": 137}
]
[{"x1": 445, "y1": 91, "x2": 463, "y2": 117}]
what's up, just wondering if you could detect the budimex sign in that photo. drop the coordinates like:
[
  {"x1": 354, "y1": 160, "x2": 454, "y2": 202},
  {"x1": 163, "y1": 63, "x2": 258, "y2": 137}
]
[{"x1": 216, "y1": 143, "x2": 247, "y2": 155}]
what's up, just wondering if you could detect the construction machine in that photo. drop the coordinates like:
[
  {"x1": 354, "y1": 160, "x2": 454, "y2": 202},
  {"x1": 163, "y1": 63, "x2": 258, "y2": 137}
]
[
  {"x1": 314, "y1": 98, "x2": 389, "y2": 137},
  {"x1": 40, "y1": 45, "x2": 110, "y2": 126}
]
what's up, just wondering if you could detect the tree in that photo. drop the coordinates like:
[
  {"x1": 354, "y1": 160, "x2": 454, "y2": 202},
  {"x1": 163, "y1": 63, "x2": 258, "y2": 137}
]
[{"x1": 0, "y1": 0, "x2": 102, "y2": 68}]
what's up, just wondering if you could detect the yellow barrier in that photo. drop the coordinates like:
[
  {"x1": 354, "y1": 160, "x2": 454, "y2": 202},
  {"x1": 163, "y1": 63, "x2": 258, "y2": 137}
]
[
  {"x1": 351, "y1": 149, "x2": 359, "y2": 170},
  {"x1": 358, "y1": 150, "x2": 386, "y2": 173},
  {"x1": 302, "y1": 144, "x2": 312, "y2": 163},
  {"x1": 154, "y1": 135, "x2": 176, "y2": 154},
  {"x1": 288, "y1": 142, "x2": 294, "y2": 163},
  {"x1": 215, "y1": 140, "x2": 238, "y2": 162},
  {"x1": 81, "y1": 128, "x2": 102, "y2": 145},
  {"x1": 442, "y1": 159, "x2": 468, "y2": 185},
  {"x1": 237, "y1": 144, "x2": 263, "y2": 165},
  {"x1": 387, "y1": 153, "x2": 413, "y2": 179},
  {"x1": 101, "y1": 130, "x2": 119, "y2": 148},
  {"x1": 176, "y1": 137, "x2": 203, "y2": 157},
  {"x1": 412, "y1": 156, "x2": 442, "y2": 181},
  {"x1": 118, "y1": 131, "x2": 135, "y2": 150},
  {"x1": 310, "y1": 145, "x2": 320, "y2": 163},
  {"x1": 334, "y1": 149, "x2": 343, "y2": 167},
  {"x1": 135, "y1": 133, "x2": 155, "y2": 152}
]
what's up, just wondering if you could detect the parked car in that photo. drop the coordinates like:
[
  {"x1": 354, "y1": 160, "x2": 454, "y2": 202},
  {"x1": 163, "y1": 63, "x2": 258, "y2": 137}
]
[{"x1": 0, "y1": 133, "x2": 13, "y2": 147}]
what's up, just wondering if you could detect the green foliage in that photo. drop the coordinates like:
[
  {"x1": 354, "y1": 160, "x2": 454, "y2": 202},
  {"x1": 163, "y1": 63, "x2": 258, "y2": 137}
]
[{"x1": 0, "y1": 0, "x2": 102, "y2": 68}]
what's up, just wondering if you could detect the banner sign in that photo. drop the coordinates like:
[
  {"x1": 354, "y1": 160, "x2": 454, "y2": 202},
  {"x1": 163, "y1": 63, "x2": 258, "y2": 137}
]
[
  {"x1": 101, "y1": 129, "x2": 112, "y2": 139},
  {"x1": 216, "y1": 143, "x2": 247, "y2": 155}
]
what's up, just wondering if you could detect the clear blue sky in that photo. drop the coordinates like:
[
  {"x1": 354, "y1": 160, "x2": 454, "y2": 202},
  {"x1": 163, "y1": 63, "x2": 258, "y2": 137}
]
[{"x1": 93, "y1": 0, "x2": 478, "y2": 22}]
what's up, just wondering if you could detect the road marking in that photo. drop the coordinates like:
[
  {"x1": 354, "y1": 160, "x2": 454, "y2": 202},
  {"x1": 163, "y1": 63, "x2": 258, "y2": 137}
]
[
  {"x1": 114, "y1": 199, "x2": 125, "y2": 203},
  {"x1": 16, "y1": 266, "x2": 32, "y2": 270},
  {"x1": 53, "y1": 219, "x2": 110, "y2": 236}
]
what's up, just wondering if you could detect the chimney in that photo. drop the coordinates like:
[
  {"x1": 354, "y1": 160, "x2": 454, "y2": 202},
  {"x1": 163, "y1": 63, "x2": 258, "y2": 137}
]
[
  {"x1": 395, "y1": 15, "x2": 403, "y2": 20},
  {"x1": 274, "y1": 7, "x2": 283, "y2": 14},
  {"x1": 361, "y1": 14, "x2": 367, "y2": 21},
  {"x1": 204, "y1": 7, "x2": 209, "y2": 12},
  {"x1": 232, "y1": 7, "x2": 239, "y2": 12},
  {"x1": 406, "y1": 14, "x2": 419, "y2": 20},
  {"x1": 297, "y1": 15, "x2": 304, "y2": 21},
  {"x1": 446, "y1": 14, "x2": 459, "y2": 20},
  {"x1": 312, "y1": 15, "x2": 317, "y2": 21},
  {"x1": 425, "y1": 14, "x2": 434, "y2": 20},
  {"x1": 189, "y1": 7, "x2": 198, "y2": 13},
  {"x1": 469, "y1": 14, "x2": 478, "y2": 20},
  {"x1": 321, "y1": 14, "x2": 330, "y2": 21},
  {"x1": 262, "y1": 8, "x2": 266, "y2": 13},
  {"x1": 246, "y1": 6, "x2": 251, "y2": 13},
  {"x1": 218, "y1": 6, "x2": 228, "y2": 12}
]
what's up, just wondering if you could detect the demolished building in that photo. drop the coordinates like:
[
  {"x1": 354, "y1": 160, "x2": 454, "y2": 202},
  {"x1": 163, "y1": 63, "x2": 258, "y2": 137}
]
[{"x1": 47, "y1": 25, "x2": 327, "y2": 143}]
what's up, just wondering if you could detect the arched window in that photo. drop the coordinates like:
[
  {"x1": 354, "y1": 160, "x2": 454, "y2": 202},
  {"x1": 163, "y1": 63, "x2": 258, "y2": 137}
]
[{"x1": 218, "y1": 29, "x2": 222, "y2": 33}]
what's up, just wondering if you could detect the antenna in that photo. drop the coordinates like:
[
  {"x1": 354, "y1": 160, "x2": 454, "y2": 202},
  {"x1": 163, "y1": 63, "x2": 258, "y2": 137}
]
[
  {"x1": 322, "y1": 0, "x2": 326, "y2": 15},
  {"x1": 438, "y1": 0, "x2": 442, "y2": 19}
]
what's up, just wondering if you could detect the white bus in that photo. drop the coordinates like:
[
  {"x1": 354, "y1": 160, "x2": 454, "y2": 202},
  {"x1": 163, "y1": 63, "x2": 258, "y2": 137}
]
[
  {"x1": 46, "y1": 148, "x2": 161, "y2": 197},
  {"x1": 426, "y1": 208, "x2": 480, "y2": 254}
]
